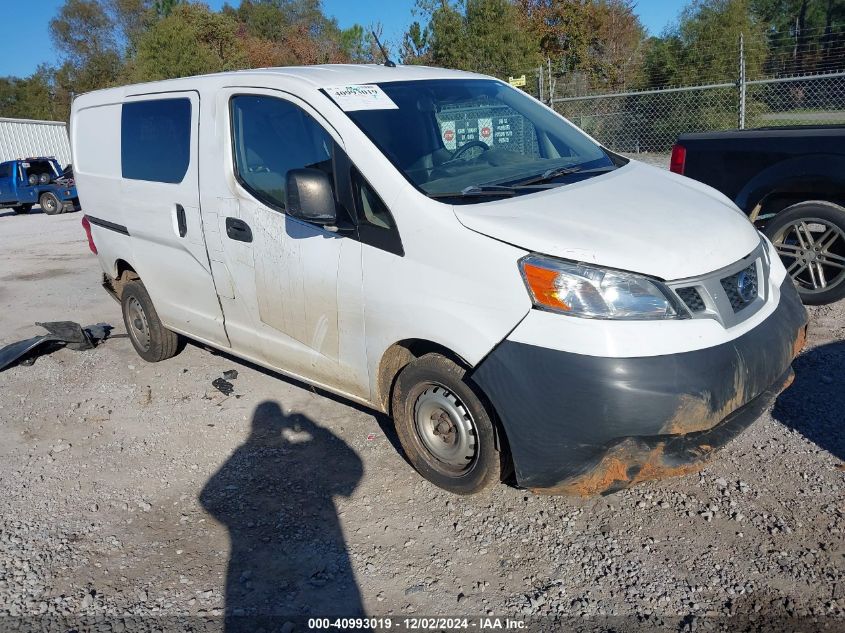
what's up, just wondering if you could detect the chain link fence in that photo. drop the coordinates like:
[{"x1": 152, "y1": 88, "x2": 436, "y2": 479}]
[{"x1": 548, "y1": 71, "x2": 845, "y2": 154}]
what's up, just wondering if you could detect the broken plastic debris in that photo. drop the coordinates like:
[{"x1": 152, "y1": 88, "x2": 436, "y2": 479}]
[
  {"x1": 367, "y1": 433, "x2": 376, "y2": 441},
  {"x1": 0, "y1": 321, "x2": 112, "y2": 372},
  {"x1": 222, "y1": 369, "x2": 239, "y2": 380},
  {"x1": 211, "y1": 377, "x2": 235, "y2": 396}
]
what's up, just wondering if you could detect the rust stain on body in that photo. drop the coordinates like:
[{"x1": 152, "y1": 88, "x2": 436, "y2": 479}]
[
  {"x1": 535, "y1": 369, "x2": 797, "y2": 497},
  {"x1": 534, "y1": 442, "x2": 705, "y2": 497},
  {"x1": 661, "y1": 364, "x2": 751, "y2": 436},
  {"x1": 793, "y1": 324, "x2": 808, "y2": 358}
]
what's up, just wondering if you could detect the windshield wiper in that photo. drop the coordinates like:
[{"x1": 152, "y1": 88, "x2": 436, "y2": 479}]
[
  {"x1": 511, "y1": 165, "x2": 615, "y2": 187},
  {"x1": 427, "y1": 184, "x2": 517, "y2": 199}
]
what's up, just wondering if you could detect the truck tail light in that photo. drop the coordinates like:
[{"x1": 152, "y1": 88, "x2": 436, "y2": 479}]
[
  {"x1": 81, "y1": 216, "x2": 97, "y2": 254},
  {"x1": 669, "y1": 144, "x2": 686, "y2": 174}
]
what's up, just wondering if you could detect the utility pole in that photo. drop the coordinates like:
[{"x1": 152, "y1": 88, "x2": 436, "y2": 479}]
[
  {"x1": 738, "y1": 33, "x2": 747, "y2": 130},
  {"x1": 538, "y1": 66, "x2": 544, "y2": 103}
]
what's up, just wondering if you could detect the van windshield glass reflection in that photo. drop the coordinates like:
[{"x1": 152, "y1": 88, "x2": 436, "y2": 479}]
[{"x1": 338, "y1": 79, "x2": 615, "y2": 198}]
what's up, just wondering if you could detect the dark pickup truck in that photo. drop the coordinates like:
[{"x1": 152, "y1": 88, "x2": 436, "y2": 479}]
[{"x1": 670, "y1": 125, "x2": 845, "y2": 304}]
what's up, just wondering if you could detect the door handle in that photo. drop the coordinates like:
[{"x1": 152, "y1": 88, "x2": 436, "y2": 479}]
[
  {"x1": 176, "y1": 204, "x2": 187, "y2": 238},
  {"x1": 226, "y1": 217, "x2": 253, "y2": 243}
]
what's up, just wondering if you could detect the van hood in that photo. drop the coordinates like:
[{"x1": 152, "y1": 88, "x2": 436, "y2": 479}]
[{"x1": 452, "y1": 160, "x2": 760, "y2": 280}]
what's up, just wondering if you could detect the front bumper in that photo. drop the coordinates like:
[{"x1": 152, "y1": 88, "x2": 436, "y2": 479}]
[{"x1": 472, "y1": 278, "x2": 808, "y2": 495}]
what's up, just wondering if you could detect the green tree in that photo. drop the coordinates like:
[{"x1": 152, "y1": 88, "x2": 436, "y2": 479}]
[
  {"x1": 404, "y1": 0, "x2": 540, "y2": 76},
  {"x1": 519, "y1": 0, "x2": 645, "y2": 91},
  {"x1": 131, "y1": 4, "x2": 248, "y2": 81},
  {"x1": 228, "y1": 0, "x2": 365, "y2": 64},
  {"x1": 153, "y1": 0, "x2": 182, "y2": 17},
  {"x1": 751, "y1": 0, "x2": 845, "y2": 74},
  {"x1": 0, "y1": 69, "x2": 58, "y2": 120},
  {"x1": 45, "y1": 0, "x2": 129, "y2": 118},
  {"x1": 402, "y1": 20, "x2": 431, "y2": 63},
  {"x1": 640, "y1": 0, "x2": 767, "y2": 87}
]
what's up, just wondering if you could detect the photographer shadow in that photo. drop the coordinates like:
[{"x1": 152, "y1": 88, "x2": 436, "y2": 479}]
[
  {"x1": 773, "y1": 340, "x2": 845, "y2": 461},
  {"x1": 200, "y1": 401, "x2": 365, "y2": 627}
]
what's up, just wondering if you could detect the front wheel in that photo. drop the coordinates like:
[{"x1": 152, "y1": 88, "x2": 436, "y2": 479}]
[
  {"x1": 391, "y1": 353, "x2": 509, "y2": 495},
  {"x1": 121, "y1": 280, "x2": 183, "y2": 362},
  {"x1": 765, "y1": 201, "x2": 845, "y2": 305},
  {"x1": 39, "y1": 192, "x2": 61, "y2": 215},
  {"x1": 12, "y1": 204, "x2": 32, "y2": 214}
]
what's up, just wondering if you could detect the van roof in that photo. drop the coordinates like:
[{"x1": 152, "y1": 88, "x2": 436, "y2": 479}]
[
  {"x1": 74, "y1": 64, "x2": 492, "y2": 102},
  {"x1": 240, "y1": 64, "x2": 489, "y2": 86}
]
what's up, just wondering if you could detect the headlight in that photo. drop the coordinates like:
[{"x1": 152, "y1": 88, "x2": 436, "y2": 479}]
[{"x1": 519, "y1": 254, "x2": 685, "y2": 319}]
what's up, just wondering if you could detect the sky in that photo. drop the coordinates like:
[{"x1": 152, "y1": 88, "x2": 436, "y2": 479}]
[{"x1": 0, "y1": 0, "x2": 682, "y2": 78}]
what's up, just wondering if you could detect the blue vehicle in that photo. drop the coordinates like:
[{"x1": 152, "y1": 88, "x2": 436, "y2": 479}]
[{"x1": 0, "y1": 157, "x2": 79, "y2": 215}]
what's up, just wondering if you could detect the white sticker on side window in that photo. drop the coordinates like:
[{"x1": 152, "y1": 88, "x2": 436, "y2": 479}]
[{"x1": 325, "y1": 84, "x2": 399, "y2": 111}]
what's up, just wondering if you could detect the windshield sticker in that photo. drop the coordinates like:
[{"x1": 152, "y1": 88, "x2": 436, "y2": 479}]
[
  {"x1": 439, "y1": 120, "x2": 457, "y2": 151},
  {"x1": 478, "y1": 118, "x2": 493, "y2": 146},
  {"x1": 325, "y1": 84, "x2": 398, "y2": 111}
]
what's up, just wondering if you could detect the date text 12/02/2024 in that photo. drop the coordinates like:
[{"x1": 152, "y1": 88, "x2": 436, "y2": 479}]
[{"x1": 307, "y1": 617, "x2": 527, "y2": 630}]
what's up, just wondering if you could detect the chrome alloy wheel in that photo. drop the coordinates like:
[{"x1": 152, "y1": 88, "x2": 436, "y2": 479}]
[
  {"x1": 413, "y1": 385, "x2": 478, "y2": 471},
  {"x1": 773, "y1": 218, "x2": 845, "y2": 294},
  {"x1": 126, "y1": 296, "x2": 151, "y2": 352}
]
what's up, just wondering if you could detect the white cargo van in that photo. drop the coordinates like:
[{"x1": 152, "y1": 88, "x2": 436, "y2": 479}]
[{"x1": 71, "y1": 65, "x2": 808, "y2": 495}]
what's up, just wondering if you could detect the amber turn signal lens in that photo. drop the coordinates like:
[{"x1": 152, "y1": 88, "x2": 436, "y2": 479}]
[{"x1": 521, "y1": 261, "x2": 570, "y2": 311}]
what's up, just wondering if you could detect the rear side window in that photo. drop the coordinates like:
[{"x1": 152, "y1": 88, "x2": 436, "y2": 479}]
[
  {"x1": 121, "y1": 99, "x2": 191, "y2": 183},
  {"x1": 230, "y1": 95, "x2": 333, "y2": 211}
]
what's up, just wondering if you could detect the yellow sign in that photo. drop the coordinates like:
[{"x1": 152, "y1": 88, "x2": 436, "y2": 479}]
[{"x1": 508, "y1": 74, "x2": 526, "y2": 87}]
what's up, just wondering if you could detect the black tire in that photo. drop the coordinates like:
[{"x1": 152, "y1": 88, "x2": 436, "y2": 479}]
[
  {"x1": 12, "y1": 204, "x2": 31, "y2": 214},
  {"x1": 764, "y1": 201, "x2": 845, "y2": 305},
  {"x1": 39, "y1": 192, "x2": 61, "y2": 215},
  {"x1": 121, "y1": 280, "x2": 183, "y2": 362},
  {"x1": 391, "y1": 353, "x2": 509, "y2": 495}
]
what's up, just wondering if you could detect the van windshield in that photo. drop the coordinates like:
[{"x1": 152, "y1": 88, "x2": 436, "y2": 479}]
[{"x1": 334, "y1": 79, "x2": 616, "y2": 202}]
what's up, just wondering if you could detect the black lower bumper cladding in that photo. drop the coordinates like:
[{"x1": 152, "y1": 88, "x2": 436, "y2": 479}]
[{"x1": 472, "y1": 278, "x2": 809, "y2": 494}]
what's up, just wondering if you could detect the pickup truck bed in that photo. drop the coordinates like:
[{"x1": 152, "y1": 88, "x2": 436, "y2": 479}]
[{"x1": 671, "y1": 125, "x2": 845, "y2": 305}]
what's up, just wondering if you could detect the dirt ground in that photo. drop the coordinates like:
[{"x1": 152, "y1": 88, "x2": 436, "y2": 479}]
[{"x1": 0, "y1": 206, "x2": 843, "y2": 632}]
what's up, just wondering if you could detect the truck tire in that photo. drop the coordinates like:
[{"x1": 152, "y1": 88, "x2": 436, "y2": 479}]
[
  {"x1": 765, "y1": 200, "x2": 845, "y2": 305},
  {"x1": 12, "y1": 204, "x2": 32, "y2": 214},
  {"x1": 39, "y1": 192, "x2": 61, "y2": 215},
  {"x1": 121, "y1": 280, "x2": 183, "y2": 362},
  {"x1": 391, "y1": 352, "x2": 510, "y2": 495}
]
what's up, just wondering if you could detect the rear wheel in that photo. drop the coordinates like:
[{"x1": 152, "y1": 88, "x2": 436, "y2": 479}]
[
  {"x1": 765, "y1": 201, "x2": 845, "y2": 305},
  {"x1": 121, "y1": 280, "x2": 183, "y2": 362},
  {"x1": 39, "y1": 192, "x2": 61, "y2": 215},
  {"x1": 391, "y1": 353, "x2": 509, "y2": 495}
]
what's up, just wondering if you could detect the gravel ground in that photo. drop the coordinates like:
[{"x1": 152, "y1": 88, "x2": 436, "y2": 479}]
[{"x1": 0, "y1": 208, "x2": 843, "y2": 632}]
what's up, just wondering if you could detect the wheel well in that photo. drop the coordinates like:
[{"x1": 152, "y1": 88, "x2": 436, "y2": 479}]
[
  {"x1": 753, "y1": 190, "x2": 845, "y2": 226},
  {"x1": 376, "y1": 339, "x2": 470, "y2": 413},
  {"x1": 111, "y1": 259, "x2": 140, "y2": 299}
]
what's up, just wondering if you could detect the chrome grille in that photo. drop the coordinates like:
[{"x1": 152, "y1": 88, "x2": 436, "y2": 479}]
[
  {"x1": 720, "y1": 263, "x2": 758, "y2": 312},
  {"x1": 666, "y1": 242, "x2": 769, "y2": 329},
  {"x1": 676, "y1": 286, "x2": 706, "y2": 313}
]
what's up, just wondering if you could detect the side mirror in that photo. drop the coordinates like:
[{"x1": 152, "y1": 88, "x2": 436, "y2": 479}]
[{"x1": 285, "y1": 168, "x2": 337, "y2": 225}]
